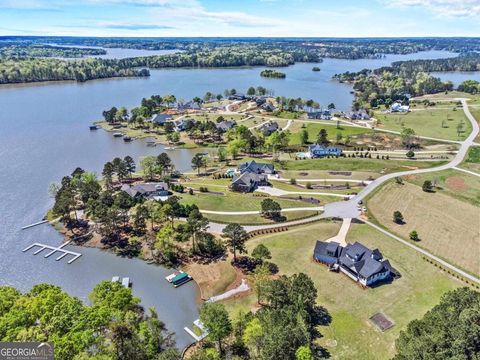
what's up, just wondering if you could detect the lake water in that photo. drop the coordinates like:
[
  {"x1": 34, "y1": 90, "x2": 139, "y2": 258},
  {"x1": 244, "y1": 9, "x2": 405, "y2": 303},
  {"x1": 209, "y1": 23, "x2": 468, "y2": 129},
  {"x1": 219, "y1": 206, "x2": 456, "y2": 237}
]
[
  {"x1": 0, "y1": 49, "x2": 461, "y2": 349},
  {"x1": 431, "y1": 71, "x2": 480, "y2": 87}
]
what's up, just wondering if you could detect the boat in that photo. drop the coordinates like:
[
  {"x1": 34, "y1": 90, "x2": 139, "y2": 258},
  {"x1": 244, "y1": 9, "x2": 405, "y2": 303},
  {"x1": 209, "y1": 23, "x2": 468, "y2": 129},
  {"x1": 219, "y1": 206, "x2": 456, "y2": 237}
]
[
  {"x1": 165, "y1": 270, "x2": 184, "y2": 283},
  {"x1": 164, "y1": 146, "x2": 176, "y2": 150},
  {"x1": 111, "y1": 276, "x2": 120, "y2": 282},
  {"x1": 146, "y1": 141, "x2": 156, "y2": 147},
  {"x1": 121, "y1": 277, "x2": 131, "y2": 288},
  {"x1": 123, "y1": 136, "x2": 132, "y2": 142},
  {"x1": 113, "y1": 132, "x2": 123, "y2": 137},
  {"x1": 171, "y1": 272, "x2": 192, "y2": 288},
  {"x1": 89, "y1": 125, "x2": 98, "y2": 130}
]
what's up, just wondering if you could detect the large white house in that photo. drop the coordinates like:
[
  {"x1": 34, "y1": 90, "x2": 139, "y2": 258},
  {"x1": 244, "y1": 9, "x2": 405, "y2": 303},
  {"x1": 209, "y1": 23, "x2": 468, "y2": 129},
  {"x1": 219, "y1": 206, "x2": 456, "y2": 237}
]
[{"x1": 390, "y1": 101, "x2": 410, "y2": 113}]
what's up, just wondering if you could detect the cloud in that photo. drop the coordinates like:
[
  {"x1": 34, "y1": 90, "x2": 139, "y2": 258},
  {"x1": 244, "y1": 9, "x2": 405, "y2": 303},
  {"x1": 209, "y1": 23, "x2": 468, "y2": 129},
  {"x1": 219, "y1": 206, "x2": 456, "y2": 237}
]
[{"x1": 385, "y1": 0, "x2": 480, "y2": 17}]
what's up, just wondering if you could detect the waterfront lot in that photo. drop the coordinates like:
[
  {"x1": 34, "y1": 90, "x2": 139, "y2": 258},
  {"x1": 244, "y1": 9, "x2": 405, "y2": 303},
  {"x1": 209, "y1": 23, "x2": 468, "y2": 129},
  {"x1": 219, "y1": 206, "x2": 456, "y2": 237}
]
[
  {"x1": 222, "y1": 221, "x2": 461, "y2": 360},
  {"x1": 374, "y1": 106, "x2": 471, "y2": 141},
  {"x1": 367, "y1": 179, "x2": 480, "y2": 276}
]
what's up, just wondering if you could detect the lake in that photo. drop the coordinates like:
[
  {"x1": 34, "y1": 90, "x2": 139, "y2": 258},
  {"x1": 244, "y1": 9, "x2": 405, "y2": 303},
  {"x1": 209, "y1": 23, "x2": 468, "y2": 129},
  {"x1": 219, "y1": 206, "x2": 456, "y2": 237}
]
[
  {"x1": 431, "y1": 71, "x2": 480, "y2": 86},
  {"x1": 0, "y1": 49, "x2": 462, "y2": 349}
]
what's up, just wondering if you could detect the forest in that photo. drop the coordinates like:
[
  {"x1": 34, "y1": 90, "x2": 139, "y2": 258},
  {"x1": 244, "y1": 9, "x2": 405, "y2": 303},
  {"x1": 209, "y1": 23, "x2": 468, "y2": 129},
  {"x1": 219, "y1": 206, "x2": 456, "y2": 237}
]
[
  {"x1": 0, "y1": 57, "x2": 149, "y2": 84},
  {"x1": 0, "y1": 43, "x2": 106, "y2": 59},
  {"x1": 3, "y1": 36, "x2": 480, "y2": 59}
]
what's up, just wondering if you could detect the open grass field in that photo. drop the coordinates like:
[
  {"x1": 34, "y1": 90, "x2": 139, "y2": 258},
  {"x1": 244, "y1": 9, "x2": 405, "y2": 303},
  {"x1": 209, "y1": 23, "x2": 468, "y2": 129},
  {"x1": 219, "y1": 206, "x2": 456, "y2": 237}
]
[
  {"x1": 222, "y1": 221, "x2": 461, "y2": 360},
  {"x1": 403, "y1": 169, "x2": 480, "y2": 207},
  {"x1": 204, "y1": 209, "x2": 320, "y2": 225},
  {"x1": 374, "y1": 106, "x2": 471, "y2": 141},
  {"x1": 178, "y1": 191, "x2": 318, "y2": 211},
  {"x1": 289, "y1": 122, "x2": 372, "y2": 145},
  {"x1": 278, "y1": 169, "x2": 377, "y2": 181},
  {"x1": 412, "y1": 91, "x2": 479, "y2": 102},
  {"x1": 461, "y1": 146, "x2": 480, "y2": 173},
  {"x1": 277, "y1": 157, "x2": 447, "y2": 174},
  {"x1": 469, "y1": 106, "x2": 480, "y2": 143},
  {"x1": 367, "y1": 181, "x2": 480, "y2": 276},
  {"x1": 269, "y1": 180, "x2": 364, "y2": 194}
]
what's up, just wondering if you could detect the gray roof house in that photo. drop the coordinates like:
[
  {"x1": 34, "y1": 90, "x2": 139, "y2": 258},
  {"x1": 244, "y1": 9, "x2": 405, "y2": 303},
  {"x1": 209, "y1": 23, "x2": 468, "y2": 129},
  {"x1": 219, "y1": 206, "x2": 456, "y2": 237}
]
[
  {"x1": 308, "y1": 109, "x2": 331, "y2": 120},
  {"x1": 239, "y1": 160, "x2": 275, "y2": 175},
  {"x1": 230, "y1": 172, "x2": 268, "y2": 193},
  {"x1": 259, "y1": 121, "x2": 279, "y2": 135},
  {"x1": 314, "y1": 241, "x2": 392, "y2": 287},
  {"x1": 173, "y1": 118, "x2": 195, "y2": 132},
  {"x1": 121, "y1": 182, "x2": 168, "y2": 199},
  {"x1": 151, "y1": 113, "x2": 173, "y2": 125},
  {"x1": 216, "y1": 120, "x2": 236, "y2": 133},
  {"x1": 346, "y1": 109, "x2": 370, "y2": 120},
  {"x1": 308, "y1": 144, "x2": 343, "y2": 158}
]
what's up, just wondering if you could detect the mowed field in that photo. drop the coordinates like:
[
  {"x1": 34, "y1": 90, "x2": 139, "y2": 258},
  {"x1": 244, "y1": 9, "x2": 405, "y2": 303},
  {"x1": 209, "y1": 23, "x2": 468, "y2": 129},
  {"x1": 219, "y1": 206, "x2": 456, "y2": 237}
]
[
  {"x1": 367, "y1": 181, "x2": 480, "y2": 276},
  {"x1": 375, "y1": 106, "x2": 471, "y2": 141},
  {"x1": 178, "y1": 190, "x2": 318, "y2": 211},
  {"x1": 288, "y1": 121, "x2": 372, "y2": 145},
  {"x1": 222, "y1": 221, "x2": 462, "y2": 360},
  {"x1": 277, "y1": 157, "x2": 447, "y2": 173}
]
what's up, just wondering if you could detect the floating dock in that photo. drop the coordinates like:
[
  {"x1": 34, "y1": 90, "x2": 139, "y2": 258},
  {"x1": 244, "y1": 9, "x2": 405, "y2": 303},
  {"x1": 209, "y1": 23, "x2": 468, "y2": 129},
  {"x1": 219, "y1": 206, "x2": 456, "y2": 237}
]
[{"x1": 22, "y1": 241, "x2": 82, "y2": 264}]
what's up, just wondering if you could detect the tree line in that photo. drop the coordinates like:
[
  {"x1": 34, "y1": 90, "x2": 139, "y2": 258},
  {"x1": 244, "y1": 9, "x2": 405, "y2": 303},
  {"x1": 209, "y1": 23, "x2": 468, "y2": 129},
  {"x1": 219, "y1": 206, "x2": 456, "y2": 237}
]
[
  {"x1": 0, "y1": 281, "x2": 179, "y2": 360},
  {"x1": 0, "y1": 57, "x2": 149, "y2": 84},
  {"x1": 0, "y1": 43, "x2": 106, "y2": 59}
]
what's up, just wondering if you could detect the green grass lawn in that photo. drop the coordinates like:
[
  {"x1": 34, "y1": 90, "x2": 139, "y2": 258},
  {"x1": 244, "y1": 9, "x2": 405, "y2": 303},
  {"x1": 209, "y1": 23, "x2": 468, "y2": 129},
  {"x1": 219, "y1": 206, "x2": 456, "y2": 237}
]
[
  {"x1": 270, "y1": 179, "x2": 366, "y2": 194},
  {"x1": 460, "y1": 146, "x2": 480, "y2": 173},
  {"x1": 374, "y1": 107, "x2": 472, "y2": 141},
  {"x1": 469, "y1": 106, "x2": 480, "y2": 143},
  {"x1": 233, "y1": 221, "x2": 462, "y2": 360},
  {"x1": 204, "y1": 209, "x2": 320, "y2": 225},
  {"x1": 289, "y1": 122, "x2": 372, "y2": 145},
  {"x1": 412, "y1": 91, "x2": 480, "y2": 102},
  {"x1": 404, "y1": 168, "x2": 480, "y2": 207},
  {"x1": 277, "y1": 157, "x2": 447, "y2": 174},
  {"x1": 178, "y1": 191, "x2": 318, "y2": 211}
]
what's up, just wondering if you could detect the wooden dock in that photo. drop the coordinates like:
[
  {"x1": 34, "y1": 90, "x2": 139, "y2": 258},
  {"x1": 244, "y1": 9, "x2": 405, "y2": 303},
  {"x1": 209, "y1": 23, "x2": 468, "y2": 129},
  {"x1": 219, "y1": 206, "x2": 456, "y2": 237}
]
[
  {"x1": 21, "y1": 220, "x2": 48, "y2": 230},
  {"x1": 22, "y1": 241, "x2": 82, "y2": 264}
]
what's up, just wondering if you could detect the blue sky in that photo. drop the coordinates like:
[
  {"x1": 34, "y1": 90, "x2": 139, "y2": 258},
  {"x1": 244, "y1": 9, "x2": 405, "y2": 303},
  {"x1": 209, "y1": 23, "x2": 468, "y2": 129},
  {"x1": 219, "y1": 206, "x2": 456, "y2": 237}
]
[{"x1": 0, "y1": 0, "x2": 479, "y2": 37}]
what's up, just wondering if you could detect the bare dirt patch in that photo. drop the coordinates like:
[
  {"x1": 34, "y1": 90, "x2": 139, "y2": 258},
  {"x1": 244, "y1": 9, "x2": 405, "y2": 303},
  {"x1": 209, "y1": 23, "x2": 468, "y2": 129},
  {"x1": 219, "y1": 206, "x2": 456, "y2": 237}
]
[
  {"x1": 445, "y1": 176, "x2": 467, "y2": 191},
  {"x1": 184, "y1": 258, "x2": 237, "y2": 301}
]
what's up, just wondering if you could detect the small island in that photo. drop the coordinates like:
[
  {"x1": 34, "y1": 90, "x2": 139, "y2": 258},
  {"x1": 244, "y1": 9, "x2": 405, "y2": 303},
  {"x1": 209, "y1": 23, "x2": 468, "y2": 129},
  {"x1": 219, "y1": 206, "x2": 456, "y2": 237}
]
[
  {"x1": 260, "y1": 69, "x2": 286, "y2": 78},
  {"x1": 312, "y1": 66, "x2": 321, "y2": 72}
]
